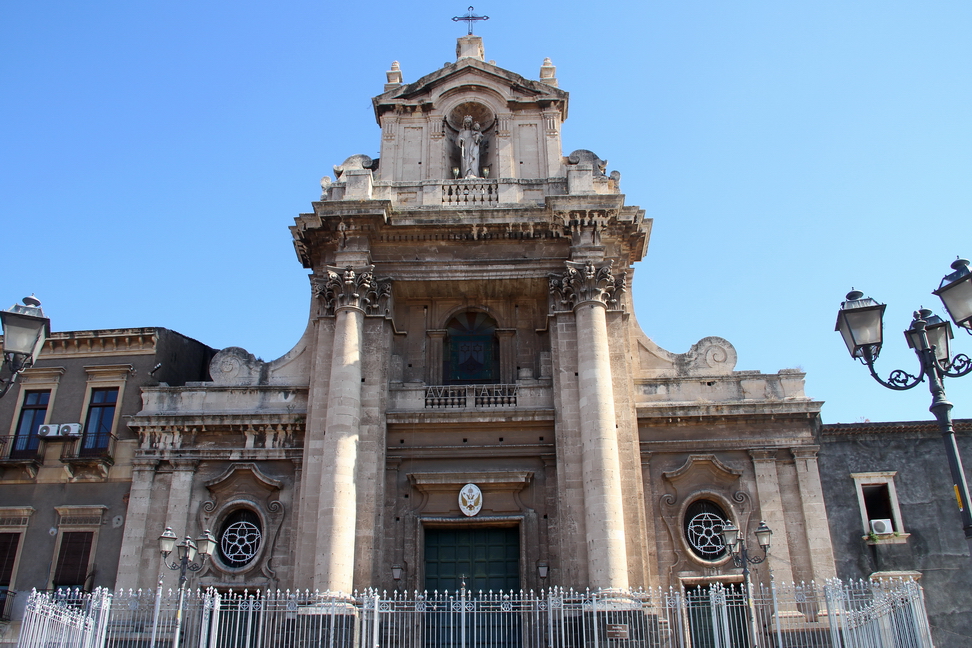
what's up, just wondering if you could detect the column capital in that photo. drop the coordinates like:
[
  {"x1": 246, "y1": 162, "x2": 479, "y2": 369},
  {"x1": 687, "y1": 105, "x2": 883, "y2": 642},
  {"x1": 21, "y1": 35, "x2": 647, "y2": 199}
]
[
  {"x1": 549, "y1": 260, "x2": 625, "y2": 313},
  {"x1": 171, "y1": 459, "x2": 199, "y2": 472},
  {"x1": 131, "y1": 458, "x2": 160, "y2": 471},
  {"x1": 313, "y1": 265, "x2": 391, "y2": 317},
  {"x1": 791, "y1": 445, "x2": 820, "y2": 460},
  {"x1": 749, "y1": 449, "x2": 779, "y2": 462}
]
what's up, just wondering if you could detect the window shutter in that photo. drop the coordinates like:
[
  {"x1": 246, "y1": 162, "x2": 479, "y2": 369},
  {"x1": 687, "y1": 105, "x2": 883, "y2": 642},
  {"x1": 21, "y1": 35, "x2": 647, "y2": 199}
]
[{"x1": 53, "y1": 532, "x2": 93, "y2": 588}]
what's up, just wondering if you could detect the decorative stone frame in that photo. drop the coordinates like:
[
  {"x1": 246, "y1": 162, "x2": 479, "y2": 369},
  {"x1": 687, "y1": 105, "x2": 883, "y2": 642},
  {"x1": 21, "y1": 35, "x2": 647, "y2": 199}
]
[
  {"x1": 0, "y1": 506, "x2": 34, "y2": 595},
  {"x1": 2, "y1": 368, "x2": 64, "y2": 476},
  {"x1": 851, "y1": 471, "x2": 909, "y2": 545},
  {"x1": 49, "y1": 505, "x2": 106, "y2": 591},
  {"x1": 427, "y1": 307, "x2": 515, "y2": 385},
  {"x1": 405, "y1": 471, "x2": 535, "y2": 592},
  {"x1": 197, "y1": 463, "x2": 284, "y2": 587},
  {"x1": 660, "y1": 455, "x2": 753, "y2": 570}
]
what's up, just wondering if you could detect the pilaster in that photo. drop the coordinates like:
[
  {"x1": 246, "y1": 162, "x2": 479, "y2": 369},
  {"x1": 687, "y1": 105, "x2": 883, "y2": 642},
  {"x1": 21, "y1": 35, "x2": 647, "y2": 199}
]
[
  {"x1": 791, "y1": 446, "x2": 838, "y2": 580},
  {"x1": 160, "y1": 458, "x2": 199, "y2": 589},
  {"x1": 426, "y1": 330, "x2": 447, "y2": 385},
  {"x1": 496, "y1": 329, "x2": 516, "y2": 384},
  {"x1": 115, "y1": 458, "x2": 159, "y2": 590},
  {"x1": 749, "y1": 449, "x2": 795, "y2": 583}
]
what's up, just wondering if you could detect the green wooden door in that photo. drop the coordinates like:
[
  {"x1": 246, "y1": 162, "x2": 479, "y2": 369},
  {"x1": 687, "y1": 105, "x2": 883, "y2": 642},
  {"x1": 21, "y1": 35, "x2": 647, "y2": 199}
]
[{"x1": 424, "y1": 527, "x2": 520, "y2": 592}]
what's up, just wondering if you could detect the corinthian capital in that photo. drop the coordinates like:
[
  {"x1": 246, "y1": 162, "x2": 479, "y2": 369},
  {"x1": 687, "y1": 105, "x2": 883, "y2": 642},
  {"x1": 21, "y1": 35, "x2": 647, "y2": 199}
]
[
  {"x1": 549, "y1": 260, "x2": 625, "y2": 313},
  {"x1": 313, "y1": 265, "x2": 391, "y2": 316}
]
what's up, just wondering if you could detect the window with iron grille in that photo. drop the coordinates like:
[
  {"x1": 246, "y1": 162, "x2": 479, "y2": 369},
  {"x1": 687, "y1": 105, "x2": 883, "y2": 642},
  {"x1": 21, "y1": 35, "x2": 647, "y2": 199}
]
[
  {"x1": 217, "y1": 509, "x2": 262, "y2": 569},
  {"x1": 683, "y1": 499, "x2": 730, "y2": 560}
]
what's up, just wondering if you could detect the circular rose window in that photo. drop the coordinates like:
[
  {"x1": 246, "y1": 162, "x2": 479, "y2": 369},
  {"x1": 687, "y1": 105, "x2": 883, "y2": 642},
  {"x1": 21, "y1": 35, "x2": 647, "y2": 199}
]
[
  {"x1": 683, "y1": 500, "x2": 729, "y2": 560},
  {"x1": 218, "y1": 509, "x2": 262, "y2": 568}
]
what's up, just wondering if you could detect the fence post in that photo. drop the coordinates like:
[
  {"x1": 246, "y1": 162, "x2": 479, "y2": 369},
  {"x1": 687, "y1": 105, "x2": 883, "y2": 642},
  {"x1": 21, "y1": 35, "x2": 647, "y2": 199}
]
[
  {"x1": 208, "y1": 590, "x2": 222, "y2": 648},
  {"x1": 88, "y1": 588, "x2": 112, "y2": 648},
  {"x1": 823, "y1": 581, "x2": 845, "y2": 648},
  {"x1": 372, "y1": 593, "x2": 380, "y2": 648},
  {"x1": 770, "y1": 581, "x2": 783, "y2": 648},
  {"x1": 149, "y1": 579, "x2": 163, "y2": 648}
]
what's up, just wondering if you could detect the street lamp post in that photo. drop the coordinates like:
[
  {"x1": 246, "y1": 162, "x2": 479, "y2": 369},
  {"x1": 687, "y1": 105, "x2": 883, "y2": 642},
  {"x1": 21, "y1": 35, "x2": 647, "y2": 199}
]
[
  {"x1": 835, "y1": 258, "x2": 972, "y2": 552},
  {"x1": 721, "y1": 520, "x2": 772, "y2": 648},
  {"x1": 0, "y1": 296, "x2": 50, "y2": 398},
  {"x1": 158, "y1": 527, "x2": 216, "y2": 648}
]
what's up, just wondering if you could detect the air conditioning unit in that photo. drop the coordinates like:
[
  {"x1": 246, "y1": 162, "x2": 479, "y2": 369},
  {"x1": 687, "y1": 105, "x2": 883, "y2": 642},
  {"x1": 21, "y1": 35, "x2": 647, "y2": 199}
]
[
  {"x1": 38, "y1": 424, "x2": 60, "y2": 437},
  {"x1": 59, "y1": 423, "x2": 83, "y2": 437},
  {"x1": 870, "y1": 519, "x2": 894, "y2": 535}
]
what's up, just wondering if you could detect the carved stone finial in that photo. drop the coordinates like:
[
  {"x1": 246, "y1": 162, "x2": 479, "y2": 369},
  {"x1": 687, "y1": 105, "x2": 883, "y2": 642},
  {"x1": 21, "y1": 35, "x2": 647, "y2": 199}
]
[
  {"x1": 385, "y1": 61, "x2": 403, "y2": 90},
  {"x1": 320, "y1": 176, "x2": 332, "y2": 200},
  {"x1": 539, "y1": 57, "x2": 557, "y2": 87},
  {"x1": 313, "y1": 265, "x2": 392, "y2": 316},
  {"x1": 549, "y1": 260, "x2": 625, "y2": 313}
]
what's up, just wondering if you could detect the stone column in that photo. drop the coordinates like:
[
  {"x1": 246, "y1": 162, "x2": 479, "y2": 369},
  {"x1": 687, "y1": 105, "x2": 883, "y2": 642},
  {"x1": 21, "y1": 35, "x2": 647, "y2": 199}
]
[
  {"x1": 312, "y1": 264, "x2": 391, "y2": 594},
  {"x1": 791, "y1": 446, "x2": 838, "y2": 580},
  {"x1": 316, "y1": 303, "x2": 364, "y2": 593},
  {"x1": 551, "y1": 260, "x2": 628, "y2": 590},
  {"x1": 161, "y1": 459, "x2": 198, "y2": 588},
  {"x1": 115, "y1": 458, "x2": 158, "y2": 590},
  {"x1": 749, "y1": 449, "x2": 795, "y2": 583}
]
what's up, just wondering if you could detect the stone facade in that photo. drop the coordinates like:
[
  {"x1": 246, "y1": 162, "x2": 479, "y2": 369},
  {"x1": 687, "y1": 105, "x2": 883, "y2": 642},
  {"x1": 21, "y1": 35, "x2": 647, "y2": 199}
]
[
  {"x1": 819, "y1": 419, "x2": 972, "y2": 646},
  {"x1": 0, "y1": 41, "x2": 844, "y2": 643},
  {"x1": 109, "y1": 36, "x2": 834, "y2": 598}
]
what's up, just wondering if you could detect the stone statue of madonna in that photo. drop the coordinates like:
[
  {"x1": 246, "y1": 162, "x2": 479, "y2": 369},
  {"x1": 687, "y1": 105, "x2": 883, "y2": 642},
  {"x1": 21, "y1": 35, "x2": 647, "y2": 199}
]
[{"x1": 456, "y1": 115, "x2": 484, "y2": 178}]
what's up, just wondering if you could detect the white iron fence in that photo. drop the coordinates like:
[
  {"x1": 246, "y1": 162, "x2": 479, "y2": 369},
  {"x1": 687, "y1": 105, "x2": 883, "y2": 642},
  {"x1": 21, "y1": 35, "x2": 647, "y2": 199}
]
[{"x1": 16, "y1": 579, "x2": 933, "y2": 648}]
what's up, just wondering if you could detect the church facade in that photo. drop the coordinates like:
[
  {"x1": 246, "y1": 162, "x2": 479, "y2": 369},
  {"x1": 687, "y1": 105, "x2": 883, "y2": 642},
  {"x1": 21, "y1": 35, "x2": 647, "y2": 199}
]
[{"x1": 100, "y1": 35, "x2": 836, "y2": 597}]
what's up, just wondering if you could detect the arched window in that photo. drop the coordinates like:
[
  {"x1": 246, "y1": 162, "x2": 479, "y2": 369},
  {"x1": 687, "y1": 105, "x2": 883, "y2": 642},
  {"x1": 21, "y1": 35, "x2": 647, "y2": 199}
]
[
  {"x1": 445, "y1": 311, "x2": 499, "y2": 384},
  {"x1": 683, "y1": 499, "x2": 730, "y2": 560},
  {"x1": 217, "y1": 509, "x2": 262, "y2": 569}
]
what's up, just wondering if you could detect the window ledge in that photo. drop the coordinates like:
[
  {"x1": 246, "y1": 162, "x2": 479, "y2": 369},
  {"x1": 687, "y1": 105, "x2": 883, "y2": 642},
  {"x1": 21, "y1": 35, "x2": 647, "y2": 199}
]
[{"x1": 864, "y1": 532, "x2": 910, "y2": 545}]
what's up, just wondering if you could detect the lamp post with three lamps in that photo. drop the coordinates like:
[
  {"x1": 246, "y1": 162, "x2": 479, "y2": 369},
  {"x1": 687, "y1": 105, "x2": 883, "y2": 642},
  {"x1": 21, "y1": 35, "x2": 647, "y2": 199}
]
[
  {"x1": 720, "y1": 520, "x2": 773, "y2": 648},
  {"x1": 835, "y1": 258, "x2": 972, "y2": 552},
  {"x1": 155, "y1": 527, "x2": 216, "y2": 648}
]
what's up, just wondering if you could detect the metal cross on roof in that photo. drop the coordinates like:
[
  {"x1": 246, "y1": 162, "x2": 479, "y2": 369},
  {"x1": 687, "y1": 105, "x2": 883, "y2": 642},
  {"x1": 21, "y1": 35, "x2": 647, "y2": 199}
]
[{"x1": 452, "y1": 6, "x2": 489, "y2": 35}]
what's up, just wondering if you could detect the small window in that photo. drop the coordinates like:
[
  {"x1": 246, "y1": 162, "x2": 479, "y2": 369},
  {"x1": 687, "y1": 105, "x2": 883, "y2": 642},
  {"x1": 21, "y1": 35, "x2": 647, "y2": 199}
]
[
  {"x1": 81, "y1": 388, "x2": 118, "y2": 456},
  {"x1": 11, "y1": 390, "x2": 50, "y2": 459},
  {"x1": 852, "y1": 472, "x2": 907, "y2": 542},
  {"x1": 684, "y1": 499, "x2": 729, "y2": 560},
  {"x1": 218, "y1": 509, "x2": 262, "y2": 569}
]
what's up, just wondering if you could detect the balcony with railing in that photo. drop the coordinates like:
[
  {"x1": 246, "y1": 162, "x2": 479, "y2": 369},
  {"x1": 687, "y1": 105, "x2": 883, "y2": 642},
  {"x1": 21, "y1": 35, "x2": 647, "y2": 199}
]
[
  {"x1": 0, "y1": 435, "x2": 44, "y2": 478},
  {"x1": 60, "y1": 432, "x2": 116, "y2": 479},
  {"x1": 389, "y1": 381, "x2": 553, "y2": 413}
]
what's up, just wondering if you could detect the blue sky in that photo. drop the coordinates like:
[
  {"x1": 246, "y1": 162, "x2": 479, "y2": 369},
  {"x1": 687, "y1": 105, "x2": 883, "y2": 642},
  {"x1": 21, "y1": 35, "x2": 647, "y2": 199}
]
[{"x1": 2, "y1": 2, "x2": 970, "y2": 424}]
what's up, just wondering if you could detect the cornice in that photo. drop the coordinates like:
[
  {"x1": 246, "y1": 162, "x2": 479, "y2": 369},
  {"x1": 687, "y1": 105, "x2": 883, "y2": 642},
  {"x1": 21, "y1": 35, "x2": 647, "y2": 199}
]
[
  {"x1": 637, "y1": 400, "x2": 823, "y2": 421},
  {"x1": 39, "y1": 329, "x2": 160, "y2": 358}
]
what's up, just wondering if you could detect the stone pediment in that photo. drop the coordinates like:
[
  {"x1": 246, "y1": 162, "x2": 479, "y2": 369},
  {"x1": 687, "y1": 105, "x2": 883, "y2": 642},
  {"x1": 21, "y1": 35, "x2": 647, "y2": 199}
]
[{"x1": 373, "y1": 57, "x2": 568, "y2": 123}]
